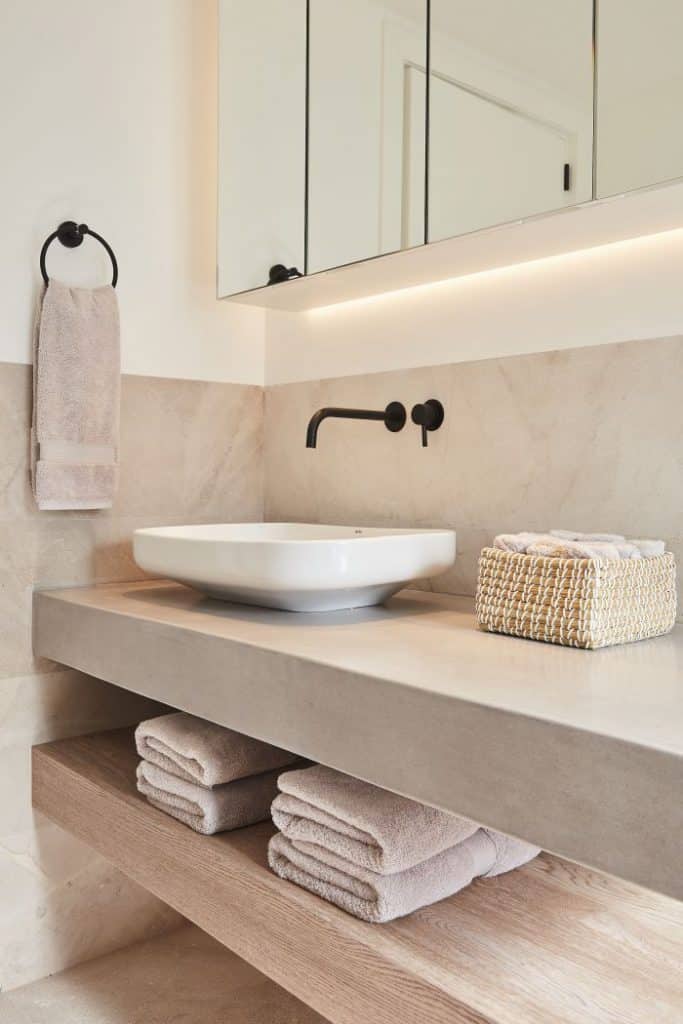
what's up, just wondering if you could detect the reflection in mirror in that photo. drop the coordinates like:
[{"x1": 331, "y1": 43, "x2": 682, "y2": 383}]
[
  {"x1": 308, "y1": 0, "x2": 427, "y2": 275},
  {"x1": 596, "y1": 1, "x2": 683, "y2": 198},
  {"x1": 218, "y1": 0, "x2": 306, "y2": 297},
  {"x1": 428, "y1": 1, "x2": 594, "y2": 243}
]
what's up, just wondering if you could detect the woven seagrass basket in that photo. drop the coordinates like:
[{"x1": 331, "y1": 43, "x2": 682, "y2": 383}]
[{"x1": 476, "y1": 547, "x2": 677, "y2": 649}]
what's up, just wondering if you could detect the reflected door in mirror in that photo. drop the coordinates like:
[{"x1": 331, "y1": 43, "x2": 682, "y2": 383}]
[
  {"x1": 596, "y1": 0, "x2": 683, "y2": 198},
  {"x1": 307, "y1": 0, "x2": 428, "y2": 275},
  {"x1": 428, "y1": 1, "x2": 594, "y2": 243},
  {"x1": 218, "y1": 0, "x2": 306, "y2": 296}
]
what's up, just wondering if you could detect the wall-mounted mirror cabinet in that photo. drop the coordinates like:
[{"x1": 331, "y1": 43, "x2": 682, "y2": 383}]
[
  {"x1": 217, "y1": 1, "x2": 683, "y2": 300},
  {"x1": 595, "y1": 0, "x2": 683, "y2": 199},
  {"x1": 218, "y1": 1, "x2": 307, "y2": 297},
  {"x1": 308, "y1": 0, "x2": 427, "y2": 274},
  {"x1": 428, "y1": 1, "x2": 593, "y2": 242}
]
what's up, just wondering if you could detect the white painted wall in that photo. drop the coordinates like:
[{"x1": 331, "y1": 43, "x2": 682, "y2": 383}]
[
  {"x1": 264, "y1": 226, "x2": 683, "y2": 383},
  {"x1": 1, "y1": 0, "x2": 264, "y2": 385}
]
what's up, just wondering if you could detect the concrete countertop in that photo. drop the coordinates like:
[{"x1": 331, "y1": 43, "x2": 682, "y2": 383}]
[{"x1": 34, "y1": 580, "x2": 683, "y2": 900}]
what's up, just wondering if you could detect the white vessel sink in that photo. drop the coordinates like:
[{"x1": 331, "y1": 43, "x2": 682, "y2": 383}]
[{"x1": 133, "y1": 522, "x2": 456, "y2": 612}]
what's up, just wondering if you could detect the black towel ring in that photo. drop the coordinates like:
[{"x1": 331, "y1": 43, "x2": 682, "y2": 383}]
[{"x1": 40, "y1": 221, "x2": 118, "y2": 288}]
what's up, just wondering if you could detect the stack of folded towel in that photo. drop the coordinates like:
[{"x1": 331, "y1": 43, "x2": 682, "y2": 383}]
[
  {"x1": 494, "y1": 529, "x2": 665, "y2": 561},
  {"x1": 268, "y1": 765, "x2": 540, "y2": 923},
  {"x1": 135, "y1": 712, "x2": 300, "y2": 835}
]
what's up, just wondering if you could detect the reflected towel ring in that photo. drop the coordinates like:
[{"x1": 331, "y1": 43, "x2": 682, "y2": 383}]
[{"x1": 40, "y1": 221, "x2": 118, "y2": 287}]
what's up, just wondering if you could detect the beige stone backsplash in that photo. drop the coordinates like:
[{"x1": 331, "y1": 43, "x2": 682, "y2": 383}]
[{"x1": 264, "y1": 336, "x2": 683, "y2": 616}]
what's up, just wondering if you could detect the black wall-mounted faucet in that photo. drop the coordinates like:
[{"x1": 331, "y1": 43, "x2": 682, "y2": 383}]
[
  {"x1": 306, "y1": 402, "x2": 406, "y2": 448},
  {"x1": 411, "y1": 399, "x2": 445, "y2": 447}
]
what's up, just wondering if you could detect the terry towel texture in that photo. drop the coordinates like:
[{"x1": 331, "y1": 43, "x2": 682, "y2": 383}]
[
  {"x1": 494, "y1": 530, "x2": 665, "y2": 560},
  {"x1": 272, "y1": 763, "x2": 480, "y2": 873},
  {"x1": 31, "y1": 281, "x2": 120, "y2": 510},
  {"x1": 269, "y1": 829, "x2": 500, "y2": 923},
  {"x1": 136, "y1": 760, "x2": 281, "y2": 836},
  {"x1": 135, "y1": 712, "x2": 299, "y2": 787},
  {"x1": 269, "y1": 765, "x2": 540, "y2": 922}
]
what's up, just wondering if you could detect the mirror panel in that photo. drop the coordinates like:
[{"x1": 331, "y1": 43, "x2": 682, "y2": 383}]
[
  {"x1": 218, "y1": 0, "x2": 306, "y2": 297},
  {"x1": 596, "y1": 0, "x2": 683, "y2": 198},
  {"x1": 428, "y1": 1, "x2": 594, "y2": 243},
  {"x1": 307, "y1": 0, "x2": 427, "y2": 275}
]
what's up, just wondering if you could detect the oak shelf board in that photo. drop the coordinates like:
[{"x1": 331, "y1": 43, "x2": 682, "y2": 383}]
[{"x1": 33, "y1": 729, "x2": 683, "y2": 1024}]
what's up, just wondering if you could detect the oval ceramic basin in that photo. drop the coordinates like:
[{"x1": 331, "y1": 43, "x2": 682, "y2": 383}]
[{"x1": 133, "y1": 522, "x2": 456, "y2": 612}]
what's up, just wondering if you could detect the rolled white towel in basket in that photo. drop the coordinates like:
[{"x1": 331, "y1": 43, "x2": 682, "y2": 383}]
[
  {"x1": 549, "y1": 529, "x2": 625, "y2": 543},
  {"x1": 494, "y1": 530, "x2": 666, "y2": 560},
  {"x1": 492, "y1": 532, "x2": 548, "y2": 554},
  {"x1": 629, "y1": 538, "x2": 666, "y2": 557},
  {"x1": 528, "y1": 538, "x2": 641, "y2": 560}
]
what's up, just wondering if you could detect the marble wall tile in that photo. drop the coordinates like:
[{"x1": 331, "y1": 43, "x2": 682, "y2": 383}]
[
  {"x1": 0, "y1": 669, "x2": 177, "y2": 991},
  {"x1": 264, "y1": 336, "x2": 683, "y2": 615},
  {"x1": 0, "y1": 819, "x2": 180, "y2": 994},
  {"x1": 0, "y1": 364, "x2": 265, "y2": 679},
  {"x1": 0, "y1": 363, "x2": 33, "y2": 519},
  {"x1": 0, "y1": 364, "x2": 264, "y2": 525},
  {"x1": 2, "y1": 925, "x2": 327, "y2": 1023},
  {"x1": 116, "y1": 375, "x2": 263, "y2": 520},
  {"x1": 0, "y1": 360, "x2": 265, "y2": 990}
]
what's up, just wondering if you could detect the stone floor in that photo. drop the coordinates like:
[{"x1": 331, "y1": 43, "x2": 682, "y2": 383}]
[{"x1": 1, "y1": 924, "x2": 327, "y2": 1023}]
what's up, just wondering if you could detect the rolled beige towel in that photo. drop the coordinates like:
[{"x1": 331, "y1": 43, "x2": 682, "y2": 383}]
[
  {"x1": 528, "y1": 539, "x2": 640, "y2": 560},
  {"x1": 495, "y1": 530, "x2": 664, "y2": 560},
  {"x1": 493, "y1": 532, "x2": 549, "y2": 553},
  {"x1": 550, "y1": 529, "x2": 625, "y2": 543},
  {"x1": 630, "y1": 538, "x2": 666, "y2": 557},
  {"x1": 272, "y1": 764, "x2": 480, "y2": 874},
  {"x1": 268, "y1": 828, "x2": 539, "y2": 924},
  {"x1": 136, "y1": 760, "x2": 281, "y2": 835},
  {"x1": 135, "y1": 712, "x2": 298, "y2": 787}
]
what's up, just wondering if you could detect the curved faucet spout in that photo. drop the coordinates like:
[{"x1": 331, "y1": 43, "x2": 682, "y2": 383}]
[{"x1": 305, "y1": 403, "x2": 406, "y2": 448}]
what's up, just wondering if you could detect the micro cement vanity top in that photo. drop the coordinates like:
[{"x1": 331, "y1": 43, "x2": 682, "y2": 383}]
[{"x1": 34, "y1": 580, "x2": 683, "y2": 899}]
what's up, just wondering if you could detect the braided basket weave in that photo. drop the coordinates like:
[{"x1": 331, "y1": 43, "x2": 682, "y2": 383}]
[{"x1": 476, "y1": 547, "x2": 677, "y2": 649}]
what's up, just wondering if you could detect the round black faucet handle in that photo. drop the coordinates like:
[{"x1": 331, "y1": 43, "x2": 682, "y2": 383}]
[
  {"x1": 411, "y1": 399, "x2": 444, "y2": 446},
  {"x1": 384, "y1": 401, "x2": 407, "y2": 433},
  {"x1": 411, "y1": 403, "x2": 425, "y2": 426}
]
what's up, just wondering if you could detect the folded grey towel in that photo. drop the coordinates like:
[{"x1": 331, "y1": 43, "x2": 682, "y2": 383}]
[
  {"x1": 31, "y1": 281, "x2": 120, "y2": 510},
  {"x1": 135, "y1": 713, "x2": 298, "y2": 787},
  {"x1": 272, "y1": 765, "x2": 480, "y2": 874},
  {"x1": 268, "y1": 829, "x2": 539, "y2": 923},
  {"x1": 136, "y1": 760, "x2": 280, "y2": 835}
]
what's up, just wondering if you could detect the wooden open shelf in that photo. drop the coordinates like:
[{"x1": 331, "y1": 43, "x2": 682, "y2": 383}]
[{"x1": 33, "y1": 730, "x2": 683, "y2": 1024}]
